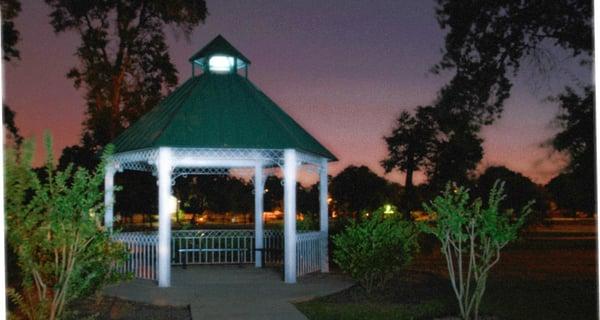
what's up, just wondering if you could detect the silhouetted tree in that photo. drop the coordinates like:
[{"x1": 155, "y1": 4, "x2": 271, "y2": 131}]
[
  {"x1": 546, "y1": 86, "x2": 595, "y2": 213},
  {"x1": 425, "y1": 0, "x2": 592, "y2": 194},
  {"x1": 382, "y1": 106, "x2": 436, "y2": 212},
  {"x1": 3, "y1": 104, "x2": 23, "y2": 147},
  {"x1": 476, "y1": 166, "x2": 547, "y2": 222},
  {"x1": 434, "y1": 0, "x2": 592, "y2": 127},
  {"x1": 330, "y1": 166, "x2": 395, "y2": 219},
  {"x1": 426, "y1": 127, "x2": 483, "y2": 193},
  {"x1": 545, "y1": 173, "x2": 588, "y2": 216},
  {"x1": 264, "y1": 176, "x2": 284, "y2": 212},
  {"x1": 298, "y1": 182, "x2": 319, "y2": 218},
  {"x1": 1, "y1": 0, "x2": 21, "y2": 61},
  {"x1": 47, "y1": 0, "x2": 208, "y2": 165},
  {"x1": 2, "y1": 0, "x2": 23, "y2": 149}
]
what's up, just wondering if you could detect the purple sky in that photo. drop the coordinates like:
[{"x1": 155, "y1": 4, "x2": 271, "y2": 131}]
[{"x1": 4, "y1": 0, "x2": 591, "y2": 185}]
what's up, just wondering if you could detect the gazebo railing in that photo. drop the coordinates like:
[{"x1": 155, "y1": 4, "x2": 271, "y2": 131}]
[
  {"x1": 112, "y1": 229, "x2": 286, "y2": 280},
  {"x1": 112, "y1": 232, "x2": 158, "y2": 280},
  {"x1": 296, "y1": 231, "x2": 326, "y2": 277},
  {"x1": 171, "y1": 229, "x2": 283, "y2": 265}
]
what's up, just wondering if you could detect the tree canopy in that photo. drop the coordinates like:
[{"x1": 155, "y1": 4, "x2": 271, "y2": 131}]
[
  {"x1": 46, "y1": 0, "x2": 208, "y2": 159},
  {"x1": 434, "y1": 0, "x2": 592, "y2": 127},
  {"x1": 382, "y1": 106, "x2": 437, "y2": 210},
  {"x1": 330, "y1": 166, "x2": 400, "y2": 218},
  {"x1": 1, "y1": 0, "x2": 21, "y2": 61},
  {"x1": 476, "y1": 166, "x2": 546, "y2": 221},
  {"x1": 546, "y1": 86, "x2": 595, "y2": 213},
  {"x1": 419, "y1": 0, "x2": 593, "y2": 194}
]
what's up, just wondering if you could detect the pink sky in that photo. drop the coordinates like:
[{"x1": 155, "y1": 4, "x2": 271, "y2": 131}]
[{"x1": 4, "y1": 1, "x2": 590, "y2": 186}]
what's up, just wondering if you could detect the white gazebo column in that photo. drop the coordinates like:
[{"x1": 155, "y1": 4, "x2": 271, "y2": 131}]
[
  {"x1": 319, "y1": 158, "x2": 329, "y2": 272},
  {"x1": 283, "y1": 149, "x2": 297, "y2": 283},
  {"x1": 254, "y1": 164, "x2": 265, "y2": 268},
  {"x1": 104, "y1": 164, "x2": 116, "y2": 231},
  {"x1": 157, "y1": 147, "x2": 173, "y2": 287}
]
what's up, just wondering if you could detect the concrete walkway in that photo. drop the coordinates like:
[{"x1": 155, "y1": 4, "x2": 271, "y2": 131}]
[{"x1": 104, "y1": 265, "x2": 353, "y2": 319}]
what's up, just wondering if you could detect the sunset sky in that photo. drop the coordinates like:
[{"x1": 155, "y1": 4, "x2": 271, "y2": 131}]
[{"x1": 4, "y1": 0, "x2": 592, "y2": 185}]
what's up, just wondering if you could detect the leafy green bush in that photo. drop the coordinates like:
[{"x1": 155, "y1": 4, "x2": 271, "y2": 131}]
[
  {"x1": 5, "y1": 136, "x2": 127, "y2": 320},
  {"x1": 332, "y1": 205, "x2": 418, "y2": 293},
  {"x1": 420, "y1": 181, "x2": 532, "y2": 320}
]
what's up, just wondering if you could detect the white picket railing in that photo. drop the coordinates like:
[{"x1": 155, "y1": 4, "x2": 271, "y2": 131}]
[
  {"x1": 112, "y1": 232, "x2": 158, "y2": 280},
  {"x1": 171, "y1": 229, "x2": 283, "y2": 265},
  {"x1": 112, "y1": 229, "x2": 284, "y2": 280},
  {"x1": 113, "y1": 229, "x2": 324, "y2": 281},
  {"x1": 296, "y1": 231, "x2": 326, "y2": 277}
]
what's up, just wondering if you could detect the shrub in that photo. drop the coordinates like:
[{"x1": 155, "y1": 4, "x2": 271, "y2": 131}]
[
  {"x1": 420, "y1": 181, "x2": 532, "y2": 320},
  {"x1": 332, "y1": 205, "x2": 418, "y2": 293},
  {"x1": 5, "y1": 136, "x2": 127, "y2": 320}
]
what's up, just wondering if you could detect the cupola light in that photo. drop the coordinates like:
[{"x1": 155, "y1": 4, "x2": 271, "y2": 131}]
[
  {"x1": 208, "y1": 55, "x2": 235, "y2": 73},
  {"x1": 189, "y1": 35, "x2": 251, "y2": 77}
]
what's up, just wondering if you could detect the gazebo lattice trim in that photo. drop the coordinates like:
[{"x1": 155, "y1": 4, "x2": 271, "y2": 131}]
[{"x1": 111, "y1": 147, "x2": 326, "y2": 177}]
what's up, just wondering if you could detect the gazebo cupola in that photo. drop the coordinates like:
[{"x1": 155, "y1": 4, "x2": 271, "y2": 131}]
[
  {"x1": 189, "y1": 35, "x2": 251, "y2": 75},
  {"x1": 105, "y1": 35, "x2": 335, "y2": 288}
]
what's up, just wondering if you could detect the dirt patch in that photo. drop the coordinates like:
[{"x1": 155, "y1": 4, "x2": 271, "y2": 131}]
[{"x1": 68, "y1": 296, "x2": 191, "y2": 320}]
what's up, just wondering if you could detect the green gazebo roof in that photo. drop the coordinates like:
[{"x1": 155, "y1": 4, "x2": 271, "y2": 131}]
[{"x1": 112, "y1": 39, "x2": 336, "y2": 160}]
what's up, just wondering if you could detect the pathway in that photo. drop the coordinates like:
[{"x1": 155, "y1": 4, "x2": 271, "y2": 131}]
[{"x1": 104, "y1": 265, "x2": 353, "y2": 319}]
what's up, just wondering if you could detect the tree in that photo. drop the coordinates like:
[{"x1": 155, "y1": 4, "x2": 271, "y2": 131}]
[
  {"x1": 476, "y1": 166, "x2": 546, "y2": 222},
  {"x1": 424, "y1": 0, "x2": 592, "y2": 195},
  {"x1": 46, "y1": 0, "x2": 208, "y2": 161},
  {"x1": 551, "y1": 86, "x2": 594, "y2": 175},
  {"x1": 546, "y1": 86, "x2": 595, "y2": 213},
  {"x1": 427, "y1": 132, "x2": 483, "y2": 192},
  {"x1": 382, "y1": 106, "x2": 437, "y2": 212},
  {"x1": 264, "y1": 176, "x2": 284, "y2": 212},
  {"x1": 2, "y1": 0, "x2": 24, "y2": 147},
  {"x1": 434, "y1": 0, "x2": 592, "y2": 128},
  {"x1": 1, "y1": 0, "x2": 21, "y2": 61},
  {"x1": 5, "y1": 137, "x2": 126, "y2": 320},
  {"x1": 420, "y1": 181, "x2": 532, "y2": 320},
  {"x1": 3, "y1": 104, "x2": 23, "y2": 147},
  {"x1": 330, "y1": 166, "x2": 395, "y2": 219}
]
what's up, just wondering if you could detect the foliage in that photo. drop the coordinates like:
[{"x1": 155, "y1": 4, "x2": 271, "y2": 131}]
[
  {"x1": 551, "y1": 86, "x2": 594, "y2": 173},
  {"x1": 5, "y1": 135, "x2": 127, "y2": 320},
  {"x1": 420, "y1": 181, "x2": 532, "y2": 320},
  {"x1": 382, "y1": 106, "x2": 437, "y2": 213},
  {"x1": 1, "y1": 0, "x2": 21, "y2": 61},
  {"x1": 330, "y1": 166, "x2": 399, "y2": 219},
  {"x1": 419, "y1": 0, "x2": 592, "y2": 194},
  {"x1": 333, "y1": 205, "x2": 418, "y2": 293},
  {"x1": 425, "y1": 128, "x2": 483, "y2": 194},
  {"x1": 546, "y1": 86, "x2": 595, "y2": 213},
  {"x1": 477, "y1": 166, "x2": 546, "y2": 222},
  {"x1": 434, "y1": 0, "x2": 591, "y2": 127},
  {"x1": 3, "y1": 104, "x2": 23, "y2": 147},
  {"x1": 297, "y1": 213, "x2": 319, "y2": 231},
  {"x1": 46, "y1": 0, "x2": 208, "y2": 167}
]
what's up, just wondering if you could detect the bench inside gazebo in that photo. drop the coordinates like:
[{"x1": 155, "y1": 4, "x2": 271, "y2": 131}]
[{"x1": 104, "y1": 35, "x2": 335, "y2": 287}]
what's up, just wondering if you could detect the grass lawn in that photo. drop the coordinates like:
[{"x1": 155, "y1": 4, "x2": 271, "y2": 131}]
[
  {"x1": 297, "y1": 236, "x2": 598, "y2": 320},
  {"x1": 297, "y1": 276, "x2": 597, "y2": 320},
  {"x1": 68, "y1": 296, "x2": 191, "y2": 320}
]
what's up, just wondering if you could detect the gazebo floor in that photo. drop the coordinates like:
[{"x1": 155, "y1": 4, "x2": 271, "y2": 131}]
[{"x1": 103, "y1": 265, "x2": 353, "y2": 320}]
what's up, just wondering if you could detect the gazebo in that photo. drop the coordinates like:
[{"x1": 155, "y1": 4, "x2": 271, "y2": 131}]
[{"x1": 104, "y1": 35, "x2": 336, "y2": 287}]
